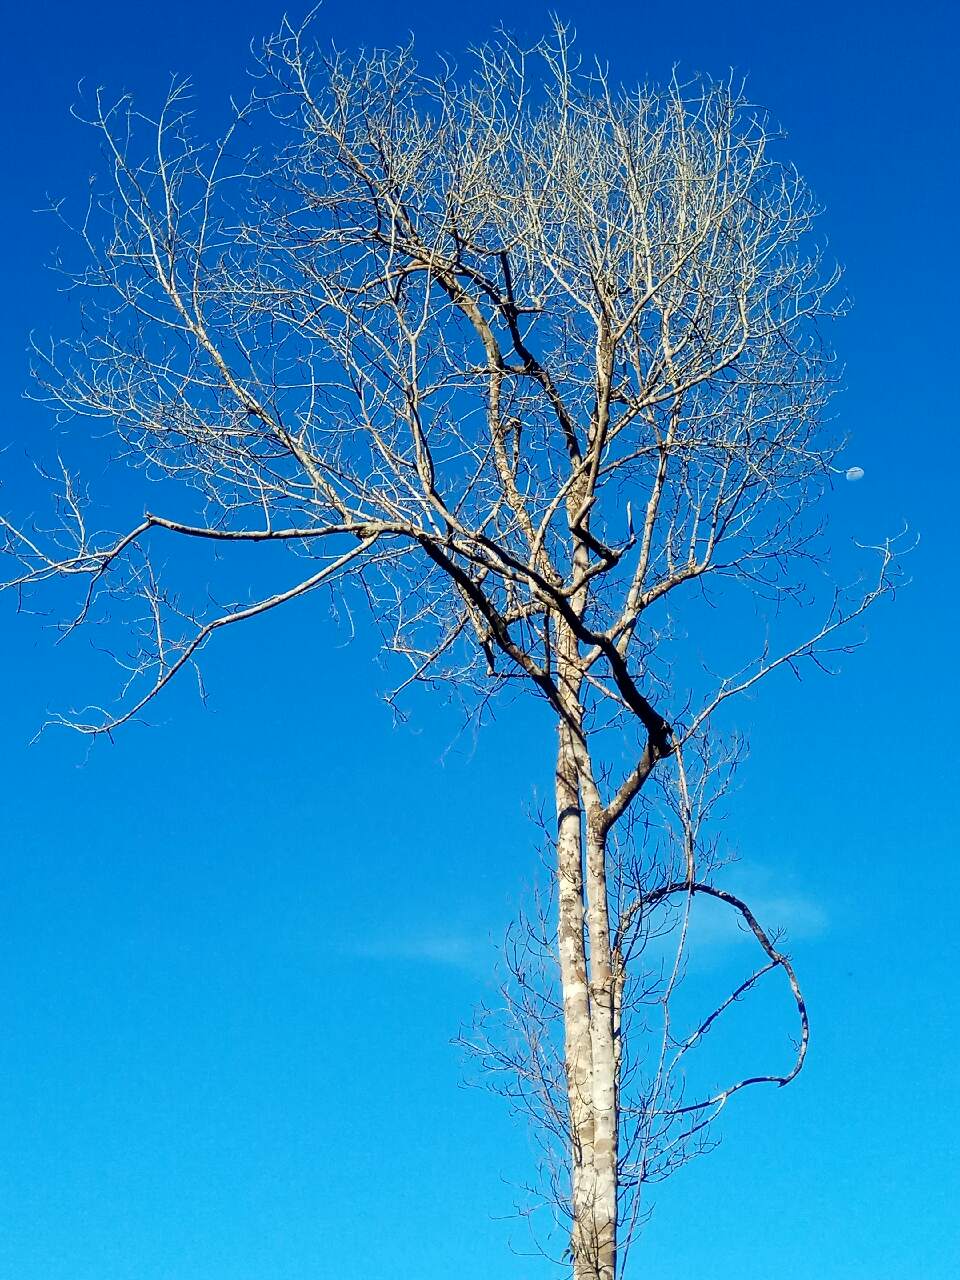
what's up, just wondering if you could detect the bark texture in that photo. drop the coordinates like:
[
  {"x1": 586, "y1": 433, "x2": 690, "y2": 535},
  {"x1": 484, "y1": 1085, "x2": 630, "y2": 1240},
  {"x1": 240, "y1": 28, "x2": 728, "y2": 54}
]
[{"x1": 556, "y1": 607, "x2": 619, "y2": 1279}]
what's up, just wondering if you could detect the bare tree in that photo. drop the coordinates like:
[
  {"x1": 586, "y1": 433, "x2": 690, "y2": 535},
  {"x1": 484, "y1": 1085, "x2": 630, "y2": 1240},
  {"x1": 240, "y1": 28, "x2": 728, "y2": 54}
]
[{"x1": 1, "y1": 20, "x2": 896, "y2": 1279}]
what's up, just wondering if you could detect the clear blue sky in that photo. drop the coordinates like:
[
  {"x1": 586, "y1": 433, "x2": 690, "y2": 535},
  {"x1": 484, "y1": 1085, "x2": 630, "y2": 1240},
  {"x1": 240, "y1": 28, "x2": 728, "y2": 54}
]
[{"x1": 0, "y1": 2, "x2": 956, "y2": 1277}]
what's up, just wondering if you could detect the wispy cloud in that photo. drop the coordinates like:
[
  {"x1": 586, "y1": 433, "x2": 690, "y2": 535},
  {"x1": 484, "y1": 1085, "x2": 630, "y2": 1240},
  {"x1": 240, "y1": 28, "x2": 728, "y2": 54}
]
[
  {"x1": 640, "y1": 863, "x2": 828, "y2": 976},
  {"x1": 341, "y1": 866, "x2": 825, "y2": 977},
  {"x1": 686, "y1": 888, "x2": 827, "y2": 950},
  {"x1": 346, "y1": 930, "x2": 493, "y2": 974}
]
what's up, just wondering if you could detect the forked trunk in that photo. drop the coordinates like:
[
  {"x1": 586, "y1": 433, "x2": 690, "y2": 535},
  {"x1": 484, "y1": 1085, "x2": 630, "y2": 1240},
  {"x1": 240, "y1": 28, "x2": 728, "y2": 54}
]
[{"x1": 555, "y1": 695, "x2": 618, "y2": 1278}]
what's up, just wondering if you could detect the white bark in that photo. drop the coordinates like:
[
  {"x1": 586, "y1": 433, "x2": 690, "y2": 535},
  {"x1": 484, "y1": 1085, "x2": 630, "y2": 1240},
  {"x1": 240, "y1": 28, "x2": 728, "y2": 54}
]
[
  {"x1": 556, "y1": 617, "x2": 619, "y2": 1279},
  {"x1": 555, "y1": 721, "x2": 596, "y2": 1276},
  {"x1": 584, "y1": 816, "x2": 618, "y2": 1280}
]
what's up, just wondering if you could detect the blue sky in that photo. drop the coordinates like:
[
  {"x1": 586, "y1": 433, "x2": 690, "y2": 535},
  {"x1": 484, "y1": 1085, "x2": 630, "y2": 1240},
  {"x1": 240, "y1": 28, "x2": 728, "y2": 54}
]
[{"x1": 0, "y1": 2, "x2": 957, "y2": 1277}]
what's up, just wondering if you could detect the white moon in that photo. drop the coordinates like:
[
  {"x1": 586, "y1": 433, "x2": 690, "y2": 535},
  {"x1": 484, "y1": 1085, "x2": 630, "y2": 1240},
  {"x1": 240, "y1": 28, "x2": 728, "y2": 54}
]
[{"x1": 845, "y1": 466, "x2": 865, "y2": 482}]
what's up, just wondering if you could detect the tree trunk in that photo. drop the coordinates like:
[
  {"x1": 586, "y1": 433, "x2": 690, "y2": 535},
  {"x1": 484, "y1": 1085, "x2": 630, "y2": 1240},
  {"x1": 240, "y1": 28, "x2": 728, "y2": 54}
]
[
  {"x1": 555, "y1": 720, "x2": 596, "y2": 1275},
  {"x1": 584, "y1": 812, "x2": 618, "y2": 1280},
  {"x1": 555, "y1": 646, "x2": 619, "y2": 1279}
]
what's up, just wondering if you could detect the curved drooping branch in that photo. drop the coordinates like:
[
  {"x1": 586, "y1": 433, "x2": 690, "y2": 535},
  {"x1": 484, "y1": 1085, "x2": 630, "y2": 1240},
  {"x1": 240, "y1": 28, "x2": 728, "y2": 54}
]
[{"x1": 640, "y1": 880, "x2": 809, "y2": 1115}]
